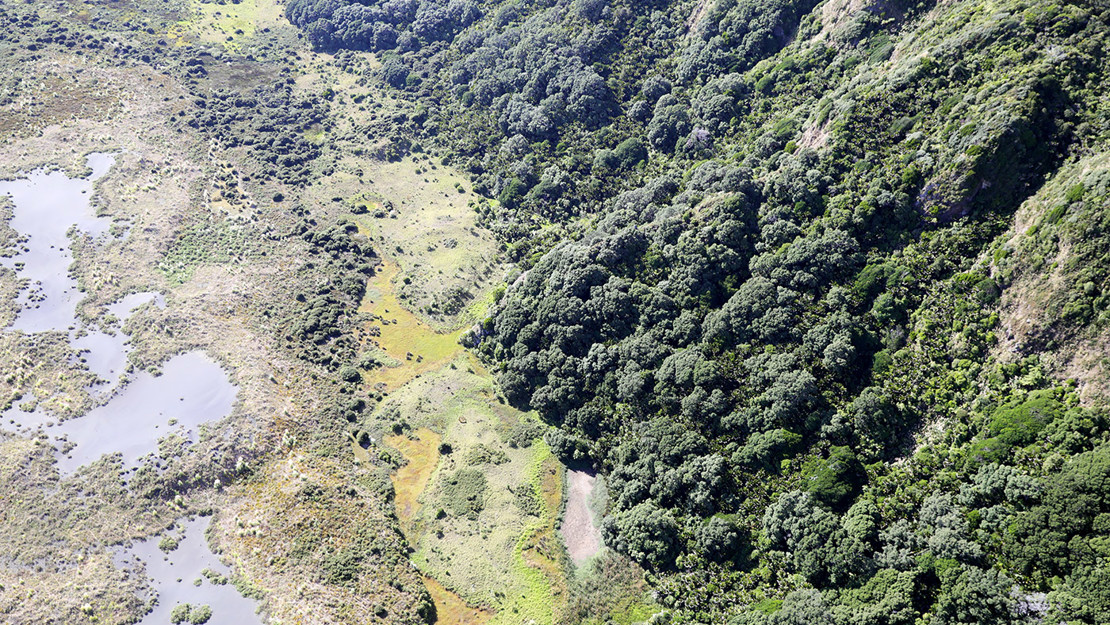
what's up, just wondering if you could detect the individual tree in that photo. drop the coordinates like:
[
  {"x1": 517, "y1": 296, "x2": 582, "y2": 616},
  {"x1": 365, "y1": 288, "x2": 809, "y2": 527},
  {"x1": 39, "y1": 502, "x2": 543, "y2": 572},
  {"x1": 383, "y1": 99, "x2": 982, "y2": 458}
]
[{"x1": 602, "y1": 501, "x2": 681, "y2": 569}]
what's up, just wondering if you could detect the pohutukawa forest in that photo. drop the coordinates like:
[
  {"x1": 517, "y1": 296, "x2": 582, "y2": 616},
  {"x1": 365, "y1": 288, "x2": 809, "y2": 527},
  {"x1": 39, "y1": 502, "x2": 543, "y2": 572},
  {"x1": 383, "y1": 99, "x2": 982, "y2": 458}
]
[{"x1": 0, "y1": 0, "x2": 1108, "y2": 624}]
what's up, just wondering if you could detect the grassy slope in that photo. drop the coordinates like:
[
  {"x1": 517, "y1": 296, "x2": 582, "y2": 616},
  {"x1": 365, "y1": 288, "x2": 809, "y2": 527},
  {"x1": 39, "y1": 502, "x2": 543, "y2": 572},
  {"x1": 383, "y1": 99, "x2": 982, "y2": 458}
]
[{"x1": 298, "y1": 49, "x2": 507, "y2": 329}]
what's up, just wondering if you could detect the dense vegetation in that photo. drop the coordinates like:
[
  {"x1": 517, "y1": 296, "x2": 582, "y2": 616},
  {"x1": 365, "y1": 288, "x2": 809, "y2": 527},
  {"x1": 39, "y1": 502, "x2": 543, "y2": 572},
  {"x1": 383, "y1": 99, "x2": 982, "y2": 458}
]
[
  {"x1": 285, "y1": 0, "x2": 1110, "y2": 622},
  {"x1": 4, "y1": 0, "x2": 1106, "y2": 621}
]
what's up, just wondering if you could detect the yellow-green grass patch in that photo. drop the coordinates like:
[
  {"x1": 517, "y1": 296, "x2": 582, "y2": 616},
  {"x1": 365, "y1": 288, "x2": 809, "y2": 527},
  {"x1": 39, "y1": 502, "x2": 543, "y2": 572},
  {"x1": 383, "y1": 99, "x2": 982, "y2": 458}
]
[
  {"x1": 392, "y1": 368, "x2": 565, "y2": 621},
  {"x1": 490, "y1": 440, "x2": 566, "y2": 625},
  {"x1": 423, "y1": 575, "x2": 493, "y2": 625},
  {"x1": 346, "y1": 156, "x2": 505, "y2": 327},
  {"x1": 170, "y1": 0, "x2": 287, "y2": 51},
  {"x1": 358, "y1": 256, "x2": 465, "y2": 392},
  {"x1": 385, "y1": 427, "x2": 442, "y2": 528}
]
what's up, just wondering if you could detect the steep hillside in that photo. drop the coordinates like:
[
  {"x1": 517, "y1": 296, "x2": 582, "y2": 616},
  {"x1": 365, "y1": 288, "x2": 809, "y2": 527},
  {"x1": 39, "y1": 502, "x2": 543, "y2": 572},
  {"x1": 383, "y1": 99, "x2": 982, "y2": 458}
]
[{"x1": 287, "y1": 0, "x2": 1110, "y2": 622}]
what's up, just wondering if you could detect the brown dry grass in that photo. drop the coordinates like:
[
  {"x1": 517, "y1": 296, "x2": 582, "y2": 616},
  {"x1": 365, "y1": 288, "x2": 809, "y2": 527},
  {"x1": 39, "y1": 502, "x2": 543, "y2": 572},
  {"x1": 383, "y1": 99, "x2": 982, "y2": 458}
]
[{"x1": 217, "y1": 453, "x2": 430, "y2": 625}]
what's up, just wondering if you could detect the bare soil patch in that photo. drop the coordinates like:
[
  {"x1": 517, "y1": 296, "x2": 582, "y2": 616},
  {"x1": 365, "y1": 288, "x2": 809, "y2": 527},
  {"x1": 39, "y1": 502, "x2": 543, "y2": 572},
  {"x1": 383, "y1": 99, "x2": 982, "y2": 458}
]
[{"x1": 560, "y1": 469, "x2": 602, "y2": 567}]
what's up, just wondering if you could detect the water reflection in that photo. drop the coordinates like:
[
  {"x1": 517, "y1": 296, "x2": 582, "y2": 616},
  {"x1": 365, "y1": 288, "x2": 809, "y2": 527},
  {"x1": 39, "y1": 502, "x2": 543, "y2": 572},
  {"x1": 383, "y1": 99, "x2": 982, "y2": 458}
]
[
  {"x1": 0, "y1": 153, "x2": 114, "y2": 332},
  {"x1": 0, "y1": 154, "x2": 259, "y2": 621},
  {"x1": 52, "y1": 351, "x2": 237, "y2": 474},
  {"x1": 115, "y1": 516, "x2": 264, "y2": 625},
  {"x1": 0, "y1": 155, "x2": 237, "y2": 474}
]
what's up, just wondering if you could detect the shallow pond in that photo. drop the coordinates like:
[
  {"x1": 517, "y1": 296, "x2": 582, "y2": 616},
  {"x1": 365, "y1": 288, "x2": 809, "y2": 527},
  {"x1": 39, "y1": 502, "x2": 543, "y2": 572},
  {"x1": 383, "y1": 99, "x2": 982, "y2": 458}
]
[
  {"x1": 115, "y1": 516, "x2": 264, "y2": 625},
  {"x1": 0, "y1": 156, "x2": 257, "y2": 620},
  {"x1": 3, "y1": 346, "x2": 236, "y2": 476},
  {"x1": 0, "y1": 153, "x2": 115, "y2": 332},
  {"x1": 1, "y1": 155, "x2": 237, "y2": 475},
  {"x1": 52, "y1": 351, "x2": 237, "y2": 474},
  {"x1": 77, "y1": 291, "x2": 166, "y2": 393}
]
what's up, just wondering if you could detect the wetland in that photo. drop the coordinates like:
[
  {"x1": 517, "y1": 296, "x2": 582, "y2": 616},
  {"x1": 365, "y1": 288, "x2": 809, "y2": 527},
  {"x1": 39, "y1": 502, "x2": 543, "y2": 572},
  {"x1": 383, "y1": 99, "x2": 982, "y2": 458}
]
[{"x1": 0, "y1": 3, "x2": 653, "y2": 624}]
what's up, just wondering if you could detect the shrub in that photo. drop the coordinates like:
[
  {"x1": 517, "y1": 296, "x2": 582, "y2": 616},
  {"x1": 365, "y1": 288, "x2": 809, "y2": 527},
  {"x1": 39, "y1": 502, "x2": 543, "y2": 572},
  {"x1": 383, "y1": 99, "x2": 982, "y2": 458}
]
[
  {"x1": 188, "y1": 605, "x2": 212, "y2": 625},
  {"x1": 441, "y1": 468, "x2": 487, "y2": 519},
  {"x1": 805, "y1": 446, "x2": 867, "y2": 510}
]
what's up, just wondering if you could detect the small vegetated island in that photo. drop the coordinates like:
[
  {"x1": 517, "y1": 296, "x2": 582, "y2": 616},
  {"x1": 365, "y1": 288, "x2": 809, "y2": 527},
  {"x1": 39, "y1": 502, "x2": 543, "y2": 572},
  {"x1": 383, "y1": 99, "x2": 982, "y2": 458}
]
[{"x1": 0, "y1": 0, "x2": 1109, "y2": 624}]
